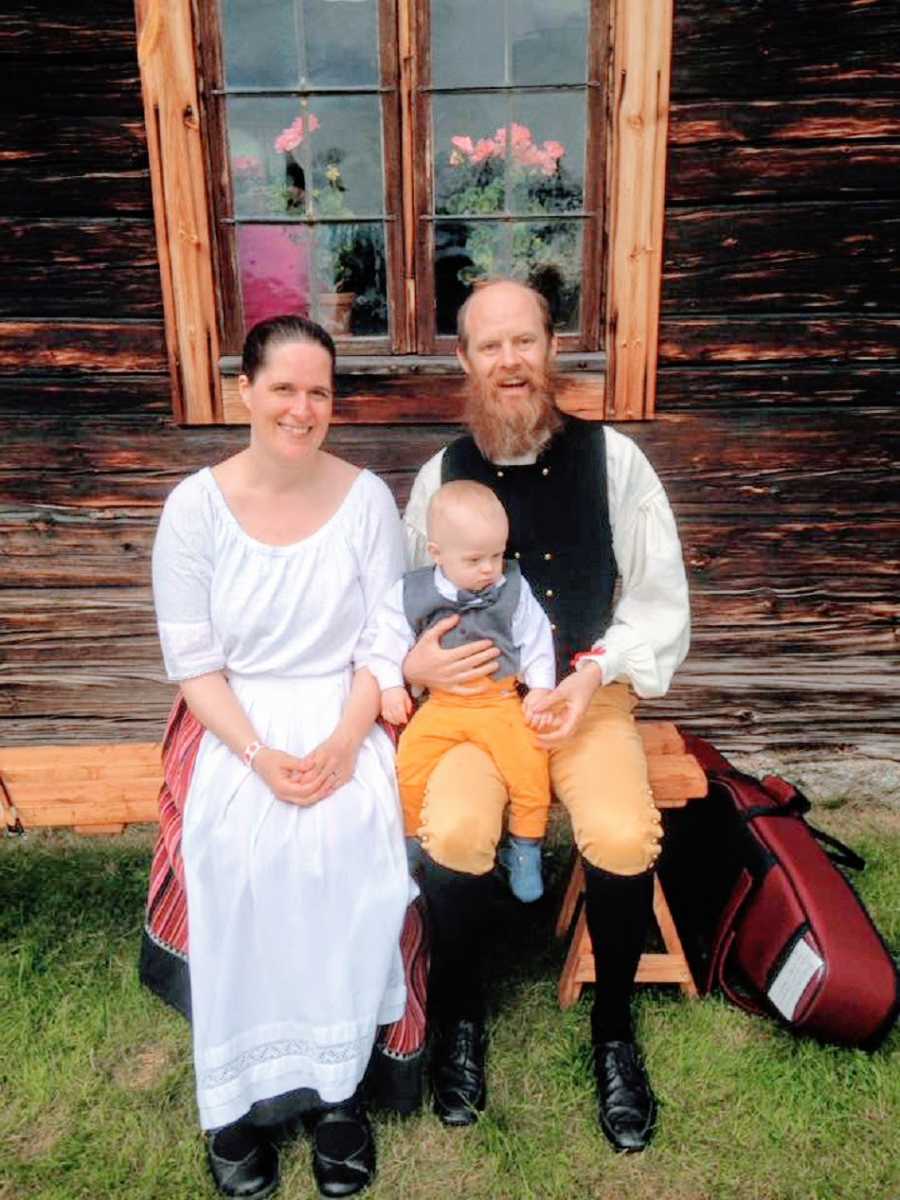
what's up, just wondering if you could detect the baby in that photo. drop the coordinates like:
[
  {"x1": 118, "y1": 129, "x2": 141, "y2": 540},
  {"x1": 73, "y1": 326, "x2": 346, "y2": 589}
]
[{"x1": 365, "y1": 480, "x2": 557, "y2": 902}]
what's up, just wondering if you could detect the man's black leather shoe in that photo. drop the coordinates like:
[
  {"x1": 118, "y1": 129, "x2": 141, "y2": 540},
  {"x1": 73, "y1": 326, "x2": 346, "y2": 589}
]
[
  {"x1": 310, "y1": 1102, "x2": 376, "y2": 1198},
  {"x1": 205, "y1": 1133, "x2": 279, "y2": 1199},
  {"x1": 594, "y1": 1040, "x2": 657, "y2": 1153},
  {"x1": 431, "y1": 1018, "x2": 487, "y2": 1126}
]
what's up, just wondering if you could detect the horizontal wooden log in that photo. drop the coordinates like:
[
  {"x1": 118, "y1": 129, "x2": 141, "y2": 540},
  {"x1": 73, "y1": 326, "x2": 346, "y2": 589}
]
[
  {"x1": 671, "y1": 0, "x2": 900, "y2": 99},
  {"x1": 224, "y1": 371, "x2": 607, "y2": 424},
  {"x1": 3, "y1": 587, "x2": 894, "y2": 673},
  {"x1": 669, "y1": 97, "x2": 900, "y2": 145},
  {"x1": 0, "y1": 2, "x2": 140, "y2": 57},
  {"x1": 0, "y1": 219, "x2": 163, "y2": 319},
  {"x1": 0, "y1": 59, "x2": 143, "y2": 117},
  {"x1": 663, "y1": 202, "x2": 900, "y2": 315},
  {"x1": 0, "y1": 322, "x2": 166, "y2": 373},
  {"x1": 667, "y1": 142, "x2": 900, "y2": 206},
  {"x1": 656, "y1": 365, "x2": 900, "y2": 410},
  {"x1": 0, "y1": 374, "x2": 172, "y2": 416},
  {"x1": 659, "y1": 317, "x2": 900, "y2": 364}
]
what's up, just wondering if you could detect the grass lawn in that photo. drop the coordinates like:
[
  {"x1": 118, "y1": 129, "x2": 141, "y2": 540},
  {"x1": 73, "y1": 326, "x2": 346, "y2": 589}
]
[{"x1": 2, "y1": 800, "x2": 898, "y2": 1200}]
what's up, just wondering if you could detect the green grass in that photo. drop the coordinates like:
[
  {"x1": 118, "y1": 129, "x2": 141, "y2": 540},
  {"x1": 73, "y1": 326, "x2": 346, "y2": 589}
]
[{"x1": 2, "y1": 804, "x2": 898, "y2": 1200}]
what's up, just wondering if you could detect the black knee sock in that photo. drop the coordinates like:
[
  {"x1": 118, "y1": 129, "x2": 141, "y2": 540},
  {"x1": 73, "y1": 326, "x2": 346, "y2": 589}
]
[
  {"x1": 419, "y1": 854, "x2": 496, "y2": 1024},
  {"x1": 582, "y1": 860, "x2": 654, "y2": 1044},
  {"x1": 209, "y1": 1117, "x2": 259, "y2": 1160}
]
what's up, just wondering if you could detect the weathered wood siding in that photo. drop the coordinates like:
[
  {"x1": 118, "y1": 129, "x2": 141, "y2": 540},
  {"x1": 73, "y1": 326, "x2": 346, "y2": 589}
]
[{"x1": 1, "y1": 0, "x2": 898, "y2": 754}]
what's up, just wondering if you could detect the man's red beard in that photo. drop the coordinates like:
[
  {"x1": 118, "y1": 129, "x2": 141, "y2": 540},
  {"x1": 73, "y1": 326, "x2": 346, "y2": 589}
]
[{"x1": 463, "y1": 361, "x2": 563, "y2": 462}]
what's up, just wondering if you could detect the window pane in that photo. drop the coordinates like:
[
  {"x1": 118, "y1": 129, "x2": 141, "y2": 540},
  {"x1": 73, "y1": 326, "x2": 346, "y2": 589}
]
[
  {"x1": 431, "y1": 0, "x2": 505, "y2": 88},
  {"x1": 433, "y1": 219, "x2": 582, "y2": 335},
  {"x1": 238, "y1": 223, "x2": 313, "y2": 331},
  {"x1": 434, "y1": 94, "x2": 584, "y2": 217},
  {"x1": 237, "y1": 223, "x2": 388, "y2": 336},
  {"x1": 431, "y1": 0, "x2": 588, "y2": 88},
  {"x1": 305, "y1": 0, "x2": 380, "y2": 87},
  {"x1": 312, "y1": 223, "x2": 389, "y2": 336},
  {"x1": 222, "y1": 0, "x2": 379, "y2": 88},
  {"x1": 434, "y1": 94, "x2": 507, "y2": 216},
  {"x1": 222, "y1": 0, "x2": 297, "y2": 87},
  {"x1": 228, "y1": 96, "x2": 385, "y2": 218},
  {"x1": 510, "y1": 0, "x2": 588, "y2": 85}
]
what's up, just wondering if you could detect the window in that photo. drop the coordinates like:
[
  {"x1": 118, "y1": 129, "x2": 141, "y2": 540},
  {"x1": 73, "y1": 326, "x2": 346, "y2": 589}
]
[
  {"x1": 201, "y1": 0, "x2": 605, "y2": 355},
  {"x1": 136, "y1": 0, "x2": 672, "y2": 422}
]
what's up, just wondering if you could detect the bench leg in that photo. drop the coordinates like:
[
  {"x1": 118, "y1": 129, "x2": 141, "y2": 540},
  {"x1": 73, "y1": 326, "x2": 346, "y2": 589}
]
[
  {"x1": 652, "y1": 875, "x2": 699, "y2": 998},
  {"x1": 555, "y1": 852, "x2": 584, "y2": 939}
]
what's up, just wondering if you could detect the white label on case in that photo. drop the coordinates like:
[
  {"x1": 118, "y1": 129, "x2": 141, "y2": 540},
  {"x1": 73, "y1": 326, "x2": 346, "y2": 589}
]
[{"x1": 767, "y1": 938, "x2": 825, "y2": 1020}]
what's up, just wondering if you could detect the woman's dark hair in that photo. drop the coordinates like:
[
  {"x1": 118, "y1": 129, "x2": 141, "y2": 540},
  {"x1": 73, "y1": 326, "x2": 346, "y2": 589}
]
[{"x1": 241, "y1": 314, "x2": 336, "y2": 384}]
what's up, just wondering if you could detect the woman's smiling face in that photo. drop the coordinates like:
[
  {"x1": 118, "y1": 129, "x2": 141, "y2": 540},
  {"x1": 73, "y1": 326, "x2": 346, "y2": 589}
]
[{"x1": 239, "y1": 337, "x2": 334, "y2": 461}]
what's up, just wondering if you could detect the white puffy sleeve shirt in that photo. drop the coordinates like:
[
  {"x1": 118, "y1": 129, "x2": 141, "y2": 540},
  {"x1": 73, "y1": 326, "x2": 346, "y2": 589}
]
[
  {"x1": 152, "y1": 468, "x2": 406, "y2": 683},
  {"x1": 403, "y1": 427, "x2": 690, "y2": 699}
]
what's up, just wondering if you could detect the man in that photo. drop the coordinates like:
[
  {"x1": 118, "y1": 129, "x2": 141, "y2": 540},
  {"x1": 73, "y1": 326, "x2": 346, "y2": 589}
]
[{"x1": 401, "y1": 279, "x2": 690, "y2": 1152}]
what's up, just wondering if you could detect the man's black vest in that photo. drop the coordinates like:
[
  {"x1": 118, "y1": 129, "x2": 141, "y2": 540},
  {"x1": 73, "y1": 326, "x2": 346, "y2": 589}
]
[{"x1": 441, "y1": 418, "x2": 617, "y2": 682}]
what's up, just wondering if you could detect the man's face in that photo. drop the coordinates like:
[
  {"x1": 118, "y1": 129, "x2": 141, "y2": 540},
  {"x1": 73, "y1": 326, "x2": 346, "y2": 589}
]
[
  {"x1": 456, "y1": 282, "x2": 562, "y2": 461},
  {"x1": 457, "y1": 282, "x2": 557, "y2": 404}
]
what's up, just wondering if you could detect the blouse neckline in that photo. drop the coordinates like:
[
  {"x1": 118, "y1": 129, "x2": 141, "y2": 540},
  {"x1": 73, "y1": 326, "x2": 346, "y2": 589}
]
[{"x1": 201, "y1": 466, "x2": 367, "y2": 555}]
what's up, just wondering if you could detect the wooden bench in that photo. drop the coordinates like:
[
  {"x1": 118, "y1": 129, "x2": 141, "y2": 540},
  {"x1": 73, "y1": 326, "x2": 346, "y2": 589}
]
[
  {"x1": 0, "y1": 742, "x2": 163, "y2": 835},
  {"x1": 555, "y1": 721, "x2": 707, "y2": 1008}
]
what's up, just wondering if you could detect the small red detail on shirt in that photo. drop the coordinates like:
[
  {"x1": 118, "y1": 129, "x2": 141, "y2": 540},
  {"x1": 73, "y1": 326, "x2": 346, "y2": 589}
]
[{"x1": 570, "y1": 649, "x2": 604, "y2": 670}]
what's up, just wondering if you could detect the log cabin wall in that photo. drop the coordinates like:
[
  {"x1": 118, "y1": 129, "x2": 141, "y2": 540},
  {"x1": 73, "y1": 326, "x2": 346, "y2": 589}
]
[{"x1": 0, "y1": 0, "x2": 897, "y2": 755}]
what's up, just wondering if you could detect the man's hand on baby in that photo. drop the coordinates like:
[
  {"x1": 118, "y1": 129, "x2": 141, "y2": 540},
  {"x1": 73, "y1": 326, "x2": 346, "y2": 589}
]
[
  {"x1": 402, "y1": 613, "x2": 500, "y2": 695},
  {"x1": 523, "y1": 687, "x2": 562, "y2": 733},
  {"x1": 381, "y1": 686, "x2": 413, "y2": 726}
]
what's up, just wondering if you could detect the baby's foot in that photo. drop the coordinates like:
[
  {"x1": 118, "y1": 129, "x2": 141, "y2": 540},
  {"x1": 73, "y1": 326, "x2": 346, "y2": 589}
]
[{"x1": 498, "y1": 836, "x2": 544, "y2": 903}]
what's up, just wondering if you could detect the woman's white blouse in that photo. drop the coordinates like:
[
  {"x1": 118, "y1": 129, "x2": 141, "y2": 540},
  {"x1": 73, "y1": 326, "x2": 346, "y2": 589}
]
[
  {"x1": 152, "y1": 467, "x2": 407, "y2": 683},
  {"x1": 404, "y1": 427, "x2": 691, "y2": 699}
]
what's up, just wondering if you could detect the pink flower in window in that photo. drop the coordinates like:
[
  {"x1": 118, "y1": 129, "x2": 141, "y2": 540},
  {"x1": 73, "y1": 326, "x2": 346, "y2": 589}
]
[
  {"x1": 451, "y1": 135, "x2": 475, "y2": 157},
  {"x1": 543, "y1": 140, "x2": 565, "y2": 162},
  {"x1": 472, "y1": 137, "x2": 500, "y2": 163},
  {"x1": 233, "y1": 155, "x2": 263, "y2": 177},
  {"x1": 275, "y1": 125, "x2": 303, "y2": 153},
  {"x1": 273, "y1": 113, "x2": 321, "y2": 154},
  {"x1": 510, "y1": 122, "x2": 533, "y2": 149}
]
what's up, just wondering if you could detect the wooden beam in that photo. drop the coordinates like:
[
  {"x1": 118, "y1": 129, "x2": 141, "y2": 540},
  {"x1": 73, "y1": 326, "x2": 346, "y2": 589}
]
[
  {"x1": 135, "y1": 0, "x2": 221, "y2": 423},
  {"x1": 604, "y1": 0, "x2": 673, "y2": 420},
  {"x1": 0, "y1": 721, "x2": 700, "y2": 832},
  {"x1": 221, "y1": 370, "x2": 606, "y2": 424}
]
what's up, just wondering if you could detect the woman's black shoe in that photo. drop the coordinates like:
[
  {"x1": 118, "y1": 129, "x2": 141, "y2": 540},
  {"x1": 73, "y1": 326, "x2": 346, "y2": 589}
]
[
  {"x1": 310, "y1": 1101, "x2": 376, "y2": 1198},
  {"x1": 205, "y1": 1130, "x2": 279, "y2": 1199}
]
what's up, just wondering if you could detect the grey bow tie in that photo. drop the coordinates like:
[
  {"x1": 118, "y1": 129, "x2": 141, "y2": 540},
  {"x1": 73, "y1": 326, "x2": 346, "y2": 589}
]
[{"x1": 456, "y1": 582, "x2": 504, "y2": 610}]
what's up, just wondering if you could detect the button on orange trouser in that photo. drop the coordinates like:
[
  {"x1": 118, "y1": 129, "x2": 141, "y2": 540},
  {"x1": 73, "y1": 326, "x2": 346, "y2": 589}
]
[
  {"x1": 397, "y1": 677, "x2": 550, "y2": 843},
  {"x1": 415, "y1": 682, "x2": 662, "y2": 877}
]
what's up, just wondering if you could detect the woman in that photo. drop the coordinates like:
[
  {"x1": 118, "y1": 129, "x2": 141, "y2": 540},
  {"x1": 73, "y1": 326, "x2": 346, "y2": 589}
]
[{"x1": 142, "y1": 315, "x2": 416, "y2": 1199}]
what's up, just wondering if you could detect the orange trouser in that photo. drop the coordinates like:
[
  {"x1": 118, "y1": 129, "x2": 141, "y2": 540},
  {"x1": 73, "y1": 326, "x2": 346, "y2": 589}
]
[
  {"x1": 415, "y1": 682, "x2": 662, "y2": 877},
  {"x1": 397, "y1": 677, "x2": 550, "y2": 842}
]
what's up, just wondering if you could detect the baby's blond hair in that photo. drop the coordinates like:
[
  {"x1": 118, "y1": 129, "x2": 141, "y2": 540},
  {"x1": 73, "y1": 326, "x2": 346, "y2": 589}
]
[{"x1": 426, "y1": 480, "x2": 508, "y2": 544}]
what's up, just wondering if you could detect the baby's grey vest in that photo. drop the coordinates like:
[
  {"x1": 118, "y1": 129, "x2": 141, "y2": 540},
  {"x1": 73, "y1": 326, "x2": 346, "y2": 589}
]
[
  {"x1": 441, "y1": 418, "x2": 617, "y2": 682},
  {"x1": 402, "y1": 562, "x2": 524, "y2": 681}
]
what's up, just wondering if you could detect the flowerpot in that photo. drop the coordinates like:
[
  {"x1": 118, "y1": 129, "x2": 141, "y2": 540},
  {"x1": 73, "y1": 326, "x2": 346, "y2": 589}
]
[{"x1": 319, "y1": 291, "x2": 355, "y2": 336}]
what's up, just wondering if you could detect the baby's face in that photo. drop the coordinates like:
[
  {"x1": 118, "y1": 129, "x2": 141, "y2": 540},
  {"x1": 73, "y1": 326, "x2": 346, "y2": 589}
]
[{"x1": 430, "y1": 511, "x2": 507, "y2": 594}]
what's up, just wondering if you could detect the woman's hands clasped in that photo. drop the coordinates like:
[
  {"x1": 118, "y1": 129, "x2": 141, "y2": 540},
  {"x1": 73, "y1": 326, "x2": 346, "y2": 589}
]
[{"x1": 253, "y1": 730, "x2": 361, "y2": 807}]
